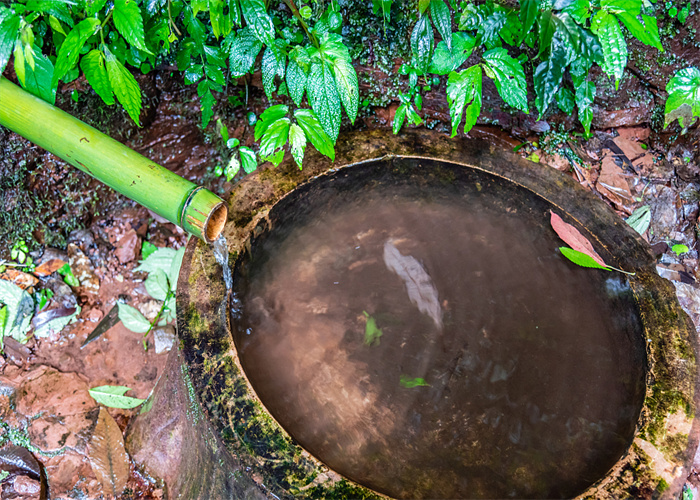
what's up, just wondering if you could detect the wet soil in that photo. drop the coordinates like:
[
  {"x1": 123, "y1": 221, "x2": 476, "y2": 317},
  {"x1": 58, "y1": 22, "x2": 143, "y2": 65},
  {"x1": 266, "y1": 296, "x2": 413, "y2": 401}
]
[{"x1": 0, "y1": 57, "x2": 699, "y2": 499}]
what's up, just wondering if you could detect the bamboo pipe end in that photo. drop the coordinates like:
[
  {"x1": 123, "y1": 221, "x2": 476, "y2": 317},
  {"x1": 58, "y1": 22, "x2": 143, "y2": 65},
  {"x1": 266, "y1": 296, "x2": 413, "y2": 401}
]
[{"x1": 181, "y1": 187, "x2": 228, "y2": 244}]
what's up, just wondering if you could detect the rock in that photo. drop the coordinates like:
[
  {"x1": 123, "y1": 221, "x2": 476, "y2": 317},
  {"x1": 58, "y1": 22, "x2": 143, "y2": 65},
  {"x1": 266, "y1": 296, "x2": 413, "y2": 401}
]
[
  {"x1": 154, "y1": 325, "x2": 176, "y2": 354},
  {"x1": 43, "y1": 276, "x2": 77, "y2": 309},
  {"x1": 674, "y1": 282, "x2": 700, "y2": 336},
  {"x1": 67, "y1": 243, "x2": 100, "y2": 298},
  {"x1": 138, "y1": 299, "x2": 162, "y2": 322},
  {"x1": 648, "y1": 185, "x2": 682, "y2": 243},
  {"x1": 12, "y1": 475, "x2": 41, "y2": 497},
  {"x1": 114, "y1": 229, "x2": 140, "y2": 264},
  {"x1": 590, "y1": 70, "x2": 655, "y2": 129}
]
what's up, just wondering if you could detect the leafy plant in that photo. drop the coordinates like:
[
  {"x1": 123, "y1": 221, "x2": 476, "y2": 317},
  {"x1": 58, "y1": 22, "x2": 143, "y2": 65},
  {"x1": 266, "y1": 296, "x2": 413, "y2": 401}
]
[
  {"x1": 665, "y1": 67, "x2": 700, "y2": 133},
  {"x1": 117, "y1": 242, "x2": 184, "y2": 348}
]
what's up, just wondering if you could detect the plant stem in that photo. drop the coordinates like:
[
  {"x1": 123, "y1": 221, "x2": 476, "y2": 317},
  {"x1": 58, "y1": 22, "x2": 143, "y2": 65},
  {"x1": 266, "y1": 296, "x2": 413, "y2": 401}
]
[
  {"x1": 283, "y1": 0, "x2": 318, "y2": 49},
  {"x1": 142, "y1": 290, "x2": 172, "y2": 350}
]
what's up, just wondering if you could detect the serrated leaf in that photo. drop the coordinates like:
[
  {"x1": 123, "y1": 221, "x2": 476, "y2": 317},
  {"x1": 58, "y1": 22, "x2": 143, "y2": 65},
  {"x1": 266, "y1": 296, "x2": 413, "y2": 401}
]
[
  {"x1": 184, "y1": 63, "x2": 203, "y2": 85},
  {"x1": 559, "y1": 247, "x2": 611, "y2": 270},
  {"x1": 616, "y1": 12, "x2": 661, "y2": 50},
  {"x1": 89, "y1": 385, "x2": 145, "y2": 409},
  {"x1": 479, "y1": 9, "x2": 507, "y2": 48},
  {"x1": 482, "y1": 47, "x2": 528, "y2": 113},
  {"x1": 259, "y1": 117, "x2": 290, "y2": 165},
  {"x1": 534, "y1": 32, "x2": 570, "y2": 118},
  {"x1": 239, "y1": 146, "x2": 258, "y2": 173},
  {"x1": 430, "y1": 0, "x2": 452, "y2": 49},
  {"x1": 255, "y1": 104, "x2": 289, "y2": 141},
  {"x1": 0, "y1": 9, "x2": 20, "y2": 75},
  {"x1": 105, "y1": 48, "x2": 142, "y2": 126},
  {"x1": 89, "y1": 407, "x2": 130, "y2": 497},
  {"x1": 446, "y1": 65, "x2": 482, "y2": 137},
  {"x1": 393, "y1": 103, "x2": 407, "y2": 134},
  {"x1": 601, "y1": 0, "x2": 641, "y2": 15},
  {"x1": 227, "y1": 27, "x2": 263, "y2": 77},
  {"x1": 53, "y1": 17, "x2": 99, "y2": 84},
  {"x1": 286, "y1": 57, "x2": 307, "y2": 106},
  {"x1": 575, "y1": 80, "x2": 595, "y2": 135},
  {"x1": 294, "y1": 108, "x2": 335, "y2": 160},
  {"x1": 87, "y1": 0, "x2": 109, "y2": 16},
  {"x1": 81, "y1": 50, "x2": 114, "y2": 105},
  {"x1": 520, "y1": 0, "x2": 539, "y2": 44},
  {"x1": 429, "y1": 32, "x2": 475, "y2": 75},
  {"x1": 197, "y1": 80, "x2": 215, "y2": 128},
  {"x1": 289, "y1": 123, "x2": 306, "y2": 169},
  {"x1": 117, "y1": 303, "x2": 151, "y2": 333},
  {"x1": 665, "y1": 67, "x2": 700, "y2": 131},
  {"x1": 411, "y1": 14, "x2": 434, "y2": 75},
  {"x1": 144, "y1": 269, "x2": 169, "y2": 301},
  {"x1": 307, "y1": 62, "x2": 341, "y2": 142},
  {"x1": 625, "y1": 205, "x2": 651, "y2": 235},
  {"x1": 591, "y1": 11, "x2": 626, "y2": 87},
  {"x1": 240, "y1": 0, "x2": 274, "y2": 46},
  {"x1": 114, "y1": 0, "x2": 150, "y2": 53}
]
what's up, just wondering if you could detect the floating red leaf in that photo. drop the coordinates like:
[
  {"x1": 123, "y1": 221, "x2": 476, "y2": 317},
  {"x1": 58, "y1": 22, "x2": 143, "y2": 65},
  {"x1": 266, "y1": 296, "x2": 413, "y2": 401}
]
[{"x1": 550, "y1": 212, "x2": 608, "y2": 267}]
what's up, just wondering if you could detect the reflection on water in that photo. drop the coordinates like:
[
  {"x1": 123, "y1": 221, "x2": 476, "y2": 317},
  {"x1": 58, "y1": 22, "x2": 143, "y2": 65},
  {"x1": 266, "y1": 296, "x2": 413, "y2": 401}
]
[{"x1": 231, "y1": 165, "x2": 646, "y2": 499}]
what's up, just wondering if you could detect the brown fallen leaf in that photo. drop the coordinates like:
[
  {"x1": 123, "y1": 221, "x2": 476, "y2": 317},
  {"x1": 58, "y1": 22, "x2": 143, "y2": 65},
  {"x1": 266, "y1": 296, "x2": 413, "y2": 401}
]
[
  {"x1": 0, "y1": 268, "x2": 39, "y2": 290},
  {"x1": 33, "y1": 258, "x2": 67, "y2": 277},
  {"x1": 550, "y1": 212, "x2": 607, "y2": 267},
  {"x1": 596, "y1": 155, "x2": 635, "y2": 212},
  {"x1": 88, "y1": 407, "x2": 130, "y2": 498}
]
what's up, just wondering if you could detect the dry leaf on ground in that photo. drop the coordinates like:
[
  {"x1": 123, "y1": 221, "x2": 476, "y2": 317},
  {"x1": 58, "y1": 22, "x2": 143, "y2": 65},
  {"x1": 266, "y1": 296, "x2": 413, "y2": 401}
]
[
  {"x1": 89, "y1": 407, "x2": 130, "y2": 497},
  {"x1": 0, "y1": 268, "x2": 39, "y2": 290},
  {"x1": 549, "y1": 212, "x2": 607, "y2": 267},
  {"x1": 33, "y1": 258, "x2": 67, "y2": 277},
  {"x1": 596, "y1": 155, "x2": 635, "y2": 212},
  {"x1": 612, "y1": 135, "x2": 654, "y2": 174}
]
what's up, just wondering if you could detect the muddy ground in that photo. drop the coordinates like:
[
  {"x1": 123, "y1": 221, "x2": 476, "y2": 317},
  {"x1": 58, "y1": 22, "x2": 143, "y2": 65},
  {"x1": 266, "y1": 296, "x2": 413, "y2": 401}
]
[{"x1": 1, "y1": 66, "x2": 700, "y2": 500}]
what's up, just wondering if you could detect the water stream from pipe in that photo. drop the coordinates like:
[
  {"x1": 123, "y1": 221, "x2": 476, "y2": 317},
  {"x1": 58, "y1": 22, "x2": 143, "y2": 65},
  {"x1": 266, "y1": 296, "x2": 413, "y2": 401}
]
[{"x1": 213, "y1": 235, "x2": 232, "y2": 291}]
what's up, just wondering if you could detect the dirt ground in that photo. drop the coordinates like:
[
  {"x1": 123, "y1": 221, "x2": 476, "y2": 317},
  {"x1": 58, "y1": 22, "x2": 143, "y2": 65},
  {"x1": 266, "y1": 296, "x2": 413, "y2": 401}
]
[{"x1": 1, "y1": 69, "x2": 700, "y2": 499}]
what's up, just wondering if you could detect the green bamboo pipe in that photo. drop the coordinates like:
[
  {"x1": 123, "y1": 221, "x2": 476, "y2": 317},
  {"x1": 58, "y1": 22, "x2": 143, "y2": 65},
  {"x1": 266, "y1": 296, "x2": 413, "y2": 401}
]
[{"x1": 0, "y1": 77, "x2": 227, "y2": 243}]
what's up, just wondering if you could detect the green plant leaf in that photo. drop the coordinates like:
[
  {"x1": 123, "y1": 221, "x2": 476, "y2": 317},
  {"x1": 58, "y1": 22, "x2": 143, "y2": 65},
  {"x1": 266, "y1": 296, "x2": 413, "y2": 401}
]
[
  {"x1": 58, "y1": 263, "x2": 80, "y2": 287},
  {"x1": 559, "y1": 247, "x2": 611, "y2": 270},
  {"x1": 372, "y1": 0, "x2": 392, "y2": 22},
  {"x1": 307, "y1": 62, "x2": 341, "y2": 142},
  {"x1": 227, "y1": 27, "x2": 263, "y2": 77},
  {"x1": 135, "y1": 247, "x2": 177, "y2": 275},
  {"x1": 105, "y1": 47, "x2": 142, "y2": 126},
  {"x1": 537, "y1": 9, "x2": 555, "y2": 57},
  {"x1": 400, "y1": 375, "x2": 430, "y2": 388},
  {"x1": 0, "y1": 279, "x2": 33, "y2": 344},
  {"x1": 0, "y1": 305, "x2": 7, "y2": 346},
  {"x1": 289, "y1": 123, "x2": 306, "y2": 169},
  {"x1": 87, "y1": 0, "x2": 109, "y2": 16},
  {"x1": 22, "y1": 46, "x2": 55, "y2": 104},
  {"x1": 226, "y1": 156, "x2": 241, "y2": 181},
  {"x1": 53, "y1": 17, "x2": 100, "y2": 84},
  {"x1": 144, "y1": 268, "x2": 169, "y2": 301},
  {"x1": 239, "y1": 146, "x2": 258, "y2": 173},
  {"x1": 141, "y1": 241, "x2": 158, "y2": 260},
  {"x1": 616, "y1": 12, "x2": 661, "y2": 50},
  {"x1": 0, "y1": 9, "x2": 20, "y2": 75},
  {"x1": 625, "y1": 205, "x2": 651, "y2": 235},
  {"x1": 294, "y1": 108, "x2": 335, "y2": 160},
  {"x1": 591, "y1": 11, "x2": 626, "y2": 88},
  {"x1": 575, "y1": 80, "x2": 596, "y2": 135},
  {"x1": 320, "y1": 34, "x2": 359, "y2": 124},
  {"x1": 262, "y1": 42, "x2": 286, "y2": 100},
  {"x1": 89, "y1": 385, "x2": 145, "y2": 409},
  {"x1": 519, "y1": 0, "x2": 540, "y2": 44},
  {"x1": 117, "y1": 303, "x2": 151, "y2": 333},
  {"x1": 665, "y1": 67, "x2": 700, "y2": 131},
  {"x1": 601, "y1": 0, "x2": 641, "y2": 15},
  {"x1": 363, "y1": 311, "x2": 383, "y2": 346},
  {"x1": 286, "y1": 46, "x2": 309, "y2": 106},
  {"x1": 255, "y1": 104, "x2": 289, "y2": 141},
  {"x1": 114, "y1": 0, "x2": 150, "y2": 53},
  {"x1": 259, "y1": 117, "x2": 290, "y2": 166},
  {"x1": 393, "y1": 103, "x2": 407, "y2": 134},
  {"x1": 479, "y1": 9, "x2": 507, "y2": 48},
  {"x1": 556, "y1": 86, "x2": 575, "y2": 114},
  {"x1": 240, "y1": 0, "x2": 274, "y2": 46},
  {"x1": 81, "y1": 49, "x2": 115, "y2": 105},
  {"x1": 672, "y1": 244, "x2": 690, "y2": 255},
  {"x1": 411, "y1": 14, "x2": 434, "y2": 75},
  {"x1": 534, "y1": 32, "x2": 570, "y2": 118},
  {"x1": 429, "y1": 32, "x2": 475, "y2": 75},
  {"x1": 430, "y1": 0, "x2": 452, "y2": 50},
  {"x1": 446, "y1": 64, "x2": 482, "y2": 137},
  {"x1": 482, "y1": 47, "x2": 528, "y2": 113},
  {"x1": 197, "y1": 80, "x2": 215, "y2": 128},
  {"x1": 168, "y1": 246, "x2": 185, "y2": 292},
  {"x1": 209, "y1": 0, "x2": 232, "y2": 39},
  {"x1": 14, "y1": 43, "x2": 26, "y2": 87}
]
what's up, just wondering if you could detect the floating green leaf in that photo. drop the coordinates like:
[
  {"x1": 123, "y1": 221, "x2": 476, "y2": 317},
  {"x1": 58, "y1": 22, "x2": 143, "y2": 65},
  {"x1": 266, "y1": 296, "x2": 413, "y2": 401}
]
[
  {"x1": 664, "y1": 67, "x2": 700, "y2": 132},
  {"x1": 672, "y1": 244, "x2": 689, "y2": 256},
  {"x1": 117, "y1": 303, "x2": 151, "y2": 333},
  {"x1": 294, "y1": 108, "x2": 335, "y2": 160},
  {"x1": 89, "y1": 385, "x2": 145, "y2": 409},
  {"x1": 559, "y1": 247, "x2": 611, "y2": 270},
  {"x1": 482, "y1": 47, "x2": 528, "y2": 113},
  {"x1": 446, "y1": 64, "x2": 482, "y2": 137},
  {"x1": 105, "y1": 48, "x2": 142, "y2": 126},
  {"x1": 81, "y1": 50, "x2": 115, "y2": 105},
  {"x1": 625, "y1": 205, "x2": 651, "y2": 235},
  {"x1": 400, "y1": 375, "x2": 430, "y2": 388}
]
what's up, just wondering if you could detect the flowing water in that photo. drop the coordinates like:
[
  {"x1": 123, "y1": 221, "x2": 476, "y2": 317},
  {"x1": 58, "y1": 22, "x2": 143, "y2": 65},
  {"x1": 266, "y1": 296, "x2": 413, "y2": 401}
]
[{"x1": 230, "y1": 161, "x2": 647, "y2": 499}]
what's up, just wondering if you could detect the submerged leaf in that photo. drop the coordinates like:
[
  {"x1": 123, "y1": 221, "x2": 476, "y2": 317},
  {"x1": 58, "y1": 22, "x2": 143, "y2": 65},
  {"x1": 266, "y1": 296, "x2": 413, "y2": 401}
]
[
  {"x1": 362, "y1": 311, "x2": 383, "y2": 346},
  {"x1": 400, "y1": 375, "x2": 431, "y2": 388},
  {"x1": 383, "y1": 240, "x2": 442, "y2": 329},
  {"x1": 89, "y1": 407, "x2": 130, "y2": 497},
  {"x1": 550, "y1": 211, "x2": 607, "y2": 267}
]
